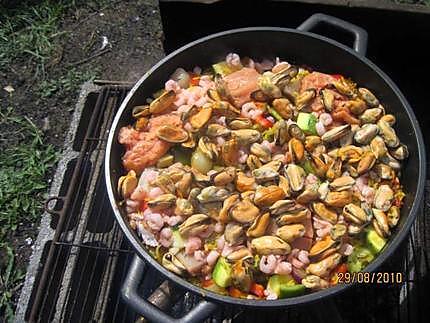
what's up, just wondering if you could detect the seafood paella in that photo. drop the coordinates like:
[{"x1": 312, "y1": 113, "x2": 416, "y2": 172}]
[{"x1": 117, "y1": 53, "x2": 407, "y2": 300}]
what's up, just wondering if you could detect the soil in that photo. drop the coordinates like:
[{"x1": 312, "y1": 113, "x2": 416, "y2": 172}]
[{"x1": 0, "y1": 0, "x2": 164, "y2": 310}]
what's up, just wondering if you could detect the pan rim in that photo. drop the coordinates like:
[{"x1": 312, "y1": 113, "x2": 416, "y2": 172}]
[{"x1": 105, "y1": 26, "x2": 426, "y2": 307}]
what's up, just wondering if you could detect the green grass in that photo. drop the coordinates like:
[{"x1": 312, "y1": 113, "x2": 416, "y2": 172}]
[
  {"x1": 38, "y1": 67, "x2": 99, "y2": 98},
  {"x1": 0, "y1": 0, "x2": 68, "y2": 77},
  {"x1": 0, "y1": 1, "x2": 110, "y2": 319},
  {"x1": 0, "y1": 108, "x2": 58, "y2": 320}
]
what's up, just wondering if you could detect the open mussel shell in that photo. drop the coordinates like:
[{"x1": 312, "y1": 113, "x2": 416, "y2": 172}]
[
  {"x1": 132, "y1": 105, "x2": 151, "y2": 118},
  {"x1": 189, "y1": 107, "x2": 212, "y2": 129},
  {"x1": 149, "y1": 90, "x2": 176, "y2": 114},
  {"x1": 162, "y1": 253, "x2": 187, "y2": 276},
  {"x1": 156, "y1": 125, "x2": 189, "y2": 143},
  {"x1": 117, "y1": 170, "x2": 138, "y2": 199}
]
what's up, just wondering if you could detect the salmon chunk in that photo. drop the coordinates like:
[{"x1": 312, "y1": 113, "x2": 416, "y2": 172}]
[
  {"x1": 223, "y1": 67, "x2": 260, "y2": 108},
  {"x1": 120, "y1": 114, "x2": 183, "y2": 173},
  {"x1": 300, "y1": 72, "x2": 335, "y2": 92}
]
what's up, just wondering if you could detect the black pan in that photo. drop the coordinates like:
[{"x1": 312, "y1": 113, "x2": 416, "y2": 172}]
[{"x1": 105, "y1": 14, "x2": 426, "y2": 323}]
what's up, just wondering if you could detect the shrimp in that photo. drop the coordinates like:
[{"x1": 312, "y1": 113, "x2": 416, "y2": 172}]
[
  {"x1": 259, "y1": 255, "x2": 278, "y2": 274},
  {"x1": 165, "y1": 215, "x2": 183, "y2": 227},
  {"x1": 144, "y1": 209, "x2": 164, "y2": 232},
  {"x1": 226, "y1": 53, "x2": 241, "y2": 67},
  {"x1": 274, "y1": 261, "x2": 292, "y2": 275},
  {"x1": 206, "y1": 250, "x2": 220, "y2": 267},
  {"x1": 241, "y1": 102, "x2": 263, "y2": 120},
  {"x1": 148, "y1": 187, "x2": 164, "y2": 199},
  {"x1": 165, "y1": 79, "x2": 181, "y2": 93},
  {"x1": 185, "y1": 236, "x2": 202, "y2": 255},
  {"x1": 319, "y1": 113, "x2": 333, "y2": 126},
  {"x1": 159, "y1": 227, "x2": 173, "y2": 247}
]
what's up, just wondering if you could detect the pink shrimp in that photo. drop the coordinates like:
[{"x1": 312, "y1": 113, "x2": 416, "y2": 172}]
[
  {"x1": 214, "y1": 222, "x2": 225, "y2": 233},
  {"x1": 274, "y1": 261, "x2": 292, "y2": 275},
  {"x1": 316, "y1": 121, "x2": 326, "y2": 136},
  {"x1": 238, "y1": 149, "x2": 248, "y2": 164},
  {"x1": 221, "y1": 243, "x2": 236, "y2": 257},
  {"x1": 198, "y1": 75, "x2": 215, "y2": 90},
  {"x1": 148, "y1": 187, "x2": 164, "y2": 199},
  {"x1": 291, "y1": 258, "x2": 305, "y2": 269},
  {"x1": 216, "y1": 136, "x2": 226, "y2": 146},
  {"x1": 194, "y1": 250, "x2": 206, "y2": 262},
  {"x1": 297, "y1": 250, "x2": 310, "y2": 265},
  {"x1": 361, "y1": 186, "x2": 375, "y2": 204},
  {"x1": 159, "y1": 227, "x2": 173, "y2": 247},
  {"x1": 319, "y1": 113, "x2": 333, "y2": 126},
  {"x1": 305, "y1": 173, "x2": 319, "y2": 187},
  {"x1": 165, "y1": 79, "x2": 181, "y2": 93},
  {"x1": 166, "y1": 215, "x2": 183, "y2": 227},
  {"x1": 226, "y1": 53, "x2": 241, "y2": 67},
  {"x1": 206, "y1": 250, "x2": 220, "y2": 267},
  {"x1": 126, "y1": 199, "x2": 141, "y2": 213},
  {"x1": 177, "y1": 104, "x2": 192, "y2": 114},
  {"x1": 215, "y1": 116, "x2": 227, "y2": 127},
  {"x1": 144, "y1": 211, "x2": 164, "y2": 232},
  {"x1": 259, "y1": 255, "x2": 278, "y2": 274},
  {"x1": 185, "y1": 236, "x2": 202, "y2": 255},
  {"x1": 241, "y1": 102, "x2": 262, "y2": 120},
  {"x1": 217, "y1": 235, "x2": 226, "y2": 252}
]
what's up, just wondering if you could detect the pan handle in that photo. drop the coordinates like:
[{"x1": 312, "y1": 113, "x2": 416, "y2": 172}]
[
  {"x1": 297, "y1": 13, "x2": 368, "y2": 56},
  {"x1": 121, "y1": 255, "x2": 218, "y2": 323}
]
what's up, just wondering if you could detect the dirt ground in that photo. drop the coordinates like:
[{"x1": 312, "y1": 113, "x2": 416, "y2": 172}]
[{"x1": 0, "y1": 0, "x2": 164, "y2": 313}]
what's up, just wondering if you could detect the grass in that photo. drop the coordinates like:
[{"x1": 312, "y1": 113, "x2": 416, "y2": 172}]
[
  {"x1": 0, "y1": 1, "x2": 68, "y2": 78},
  {"x1": 0, "y1": 108, "x2": 57, "y2": 320},
  {"x1": 38, "y1": 67, "x2": 99, "y2": 98},
  {"x1": 0, "y1": 1, "x2": 109, "y2": 319}
]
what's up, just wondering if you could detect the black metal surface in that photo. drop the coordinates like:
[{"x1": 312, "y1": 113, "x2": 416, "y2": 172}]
[
  {"x1": 122, "y1": 256, "x2": 218, "y2": 323},
  {"x1": 297, "y1": 13, "x2": 368, "y2": 55},
  {"x1": 26, "y1": 86, "x2": 138, "y2": 322},
  {"x1": 105, "y1": 13, "x2": 426, "y2": 317}
]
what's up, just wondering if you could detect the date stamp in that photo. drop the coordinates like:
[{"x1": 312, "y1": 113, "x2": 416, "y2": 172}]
[{"x1": 337, "y1": 272, "x2": 404, "y2": 284}]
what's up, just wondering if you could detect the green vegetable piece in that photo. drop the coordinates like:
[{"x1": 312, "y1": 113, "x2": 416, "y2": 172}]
[
  {"x1": 267, "y1": 106, "x2": 284, "y2": 121},
  {"x1": 279, "y1": 284, "x2": 306, "y2": 298},
  {"x1": 347, "y1": 245, "x2": 375, "y2": 273},
  {"x1": 172, "y1": 229, "x2": 185, "y2": 249},
  {"x1": 301, "y1": 159, "x2": 316, "y2": 175},
  {"x1": 267, "y1": 274, "x2": 295, "y2": 297},
  {"x1": 262, "y1": 126, "x2": 276, "y2": 141},
  {"x1": 212, "y1": 62, "x2": 236, "y2": 77},
  {"x1": 212, "y1": 257, "x2": 232, "y2": 288},
  {"x1": 172, "y1": 147, "x2": 191, "y2": 166},
  {"x1": 366, "y1": 229, "x2": 387, "y2": 254},
  {"x1": 297, "y1": 112, "x2": 318, "y2": 135}
]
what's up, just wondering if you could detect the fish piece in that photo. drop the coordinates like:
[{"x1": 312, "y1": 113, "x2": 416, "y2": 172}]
[{"x1": 223, "y1": 67, "x2": 260, "y2": 107}]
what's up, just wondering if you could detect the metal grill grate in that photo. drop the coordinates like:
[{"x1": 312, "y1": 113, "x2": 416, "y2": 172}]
[
  {"x1": 24, "y1": 85, "x2": 429, "y2": 323},
  {"x1": 26, "y1": 86, "x2": 138, "y2": 323}
]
